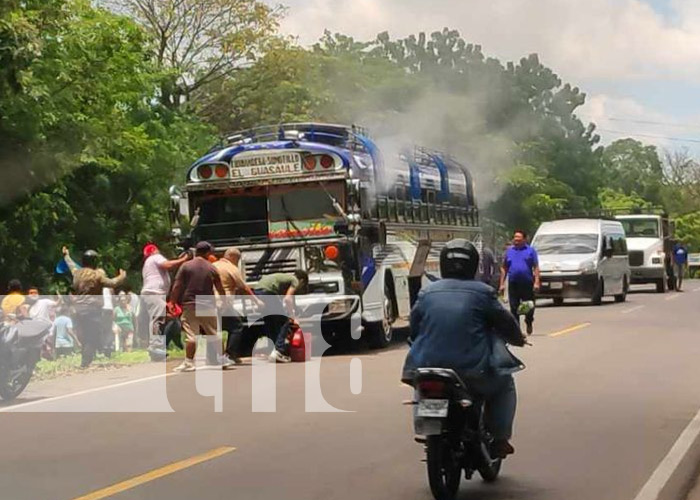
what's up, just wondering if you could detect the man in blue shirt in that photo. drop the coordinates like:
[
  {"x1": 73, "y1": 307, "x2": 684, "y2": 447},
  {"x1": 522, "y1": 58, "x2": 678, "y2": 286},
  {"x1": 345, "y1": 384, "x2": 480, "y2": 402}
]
[
  {"x1": 499, "y1": 230, "x2": 540, "y2": 334},
  {"x1": 673, "y1": 242, "x2": 689, "y2": 291}
]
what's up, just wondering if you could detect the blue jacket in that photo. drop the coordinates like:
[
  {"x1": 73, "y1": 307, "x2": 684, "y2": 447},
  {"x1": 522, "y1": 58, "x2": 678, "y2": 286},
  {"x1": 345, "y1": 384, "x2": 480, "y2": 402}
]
[{"x1": 402, "y1": 279, "x2": 524, "y2": 381}]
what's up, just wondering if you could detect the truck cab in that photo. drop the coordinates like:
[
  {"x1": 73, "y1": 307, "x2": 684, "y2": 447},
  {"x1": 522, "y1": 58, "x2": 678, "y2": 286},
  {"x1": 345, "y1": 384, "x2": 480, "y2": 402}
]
[{"x1": 615, "y1": 213, "x2": 673, "y2": 293}]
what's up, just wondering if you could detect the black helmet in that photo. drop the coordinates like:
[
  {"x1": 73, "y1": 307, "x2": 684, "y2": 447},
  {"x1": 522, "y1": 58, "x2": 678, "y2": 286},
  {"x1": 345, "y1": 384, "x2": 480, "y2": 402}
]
[
  {"x1": 440, "y1": 239, "x2": 479, "y2": 280},
  {"x1": 82, "y1": 250, "x2": 99, "y2": 268}
]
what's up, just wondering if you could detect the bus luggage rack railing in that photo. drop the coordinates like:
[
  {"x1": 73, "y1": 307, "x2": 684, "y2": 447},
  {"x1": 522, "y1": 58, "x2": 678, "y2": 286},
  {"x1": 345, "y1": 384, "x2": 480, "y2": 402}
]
[
  {"x1": 412, "y1": 145, "x2": 452, "y2": 167},
  {"x1": 221, "y1": 123, "x2": 371, "y2": 152},
  {"x1": 374, "y1": 195, "x2": 479, "y2": 227}
]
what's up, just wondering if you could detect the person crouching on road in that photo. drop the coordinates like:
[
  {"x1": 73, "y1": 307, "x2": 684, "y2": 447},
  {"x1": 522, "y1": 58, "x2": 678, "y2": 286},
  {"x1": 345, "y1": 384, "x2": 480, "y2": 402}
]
[
  {"x1": 403, "y1": 239, "x2": 526, "y2": 458},
  {"x1": 170, "y1": 241, "x2": 225, "y2": 373},
  {"x1": 62, "y1": 247, "x2": 127, "y2": 368},
  {"x1": 499, "y1": 230, "x2": 540, "y2": 335},
  {"x1": 254, "y1": 271, "x2": 309, "y2": 364}
]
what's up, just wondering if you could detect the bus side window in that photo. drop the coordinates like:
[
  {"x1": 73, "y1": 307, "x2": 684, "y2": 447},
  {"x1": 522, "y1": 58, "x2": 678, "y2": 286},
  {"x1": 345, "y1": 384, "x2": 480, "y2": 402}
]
[
  {"x1": 410, "y1": 190, "x2": 418, "y2": 223},
  {"x1": 377, "y1": 195, "x2": 388, "y2": 220},
  {"x1": 427, "y1": 191, "x2": 436, "y2": 222},
  {"x1": 388, "y1": 189, "x2": 398, "y2": 222},
  {"x1": 420, "y1": 191, "x2": 429, "y2": 223},
  {"x1": 395, "y1": 186, "x2": 405, "y2": 222}
]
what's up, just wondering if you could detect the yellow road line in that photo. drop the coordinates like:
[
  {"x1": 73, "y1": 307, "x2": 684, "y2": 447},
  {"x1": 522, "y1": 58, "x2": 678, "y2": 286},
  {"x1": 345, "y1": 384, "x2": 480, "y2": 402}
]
[
  {"x1": 549, "y1": 322, "x2": 592, "y2": 338},
  {"x1": 72, "y1": 446, "x2": 236, "y2": 500}
]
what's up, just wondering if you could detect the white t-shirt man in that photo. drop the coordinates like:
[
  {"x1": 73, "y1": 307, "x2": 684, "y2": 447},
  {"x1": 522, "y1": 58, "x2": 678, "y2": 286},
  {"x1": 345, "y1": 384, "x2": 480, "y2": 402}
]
[
  {"x1": 29, "y1": 298, "x2": 57, "y2": 323},
  {"x1": 141, "y1": 254, "x2": 170, "y2": 295}
]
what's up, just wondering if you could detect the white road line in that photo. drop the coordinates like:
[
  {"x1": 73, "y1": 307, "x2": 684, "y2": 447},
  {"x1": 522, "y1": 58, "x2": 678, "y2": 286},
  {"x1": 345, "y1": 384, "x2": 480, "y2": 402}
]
[
  {"x1": 622, "y1": 305, "x2": 645, "y2": 315},
  {"x1": 665, "y1": 294, "x2": 680, "y2": 301},
  {"x1": 693, "y1": 287, "x2": 700, "y2": 293},
  {"x1": 633, "y1": 406, "x2": 700, "y2": 500},
  {"x1": 0, "y1": 372, "x2": 174, "y2": 413}
]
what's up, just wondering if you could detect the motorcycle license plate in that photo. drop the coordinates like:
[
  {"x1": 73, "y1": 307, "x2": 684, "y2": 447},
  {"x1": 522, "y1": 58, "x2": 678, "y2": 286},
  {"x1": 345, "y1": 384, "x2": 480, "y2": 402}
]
[{"x1": 417, "y1": 399, "x2": 449, "y2": 418}]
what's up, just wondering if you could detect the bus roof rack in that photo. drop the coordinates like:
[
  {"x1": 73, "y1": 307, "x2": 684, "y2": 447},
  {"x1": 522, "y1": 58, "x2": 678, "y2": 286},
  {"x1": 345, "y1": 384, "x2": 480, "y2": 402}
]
[{"x1": 221, "y1": 123, "x2": 372, "y2": 152}]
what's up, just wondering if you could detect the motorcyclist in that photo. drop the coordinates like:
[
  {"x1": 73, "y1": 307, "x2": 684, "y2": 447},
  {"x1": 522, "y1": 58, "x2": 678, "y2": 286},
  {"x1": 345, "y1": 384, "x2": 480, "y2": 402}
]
[{"x1": 402, "y1": 239, "x2": 526, "y2": 458}]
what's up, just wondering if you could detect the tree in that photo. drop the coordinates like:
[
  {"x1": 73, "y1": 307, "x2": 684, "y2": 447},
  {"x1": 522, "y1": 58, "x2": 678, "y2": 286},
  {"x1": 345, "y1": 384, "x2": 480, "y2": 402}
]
[
  {"x1": 488, "y1": 165, "x2": 577, "y2": 232},
  {"x1": 601, "y1": 139, "x2": 665, "y2": 206},
  {"x1": 115, "y1": 0, "x2": 281, "y2": 108},
  {"x1": 0, "y1": 0, "x2": 216, "y2": 291},
  {"x1": 663, "y1": 149, "x2": 700, "y2": 214},
  {"x1": 0, "y1": 0, "x2": 157, "y2": 203},
  {"x1": 598, "y1": 188, "x2": 653, "y2": 211}
]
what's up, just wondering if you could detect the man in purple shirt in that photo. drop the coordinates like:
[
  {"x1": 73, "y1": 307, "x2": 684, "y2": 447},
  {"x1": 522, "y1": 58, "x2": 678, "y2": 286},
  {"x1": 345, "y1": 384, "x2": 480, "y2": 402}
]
[{"x1": 499, "y1": 230, "x2": 541, "y2": 334}]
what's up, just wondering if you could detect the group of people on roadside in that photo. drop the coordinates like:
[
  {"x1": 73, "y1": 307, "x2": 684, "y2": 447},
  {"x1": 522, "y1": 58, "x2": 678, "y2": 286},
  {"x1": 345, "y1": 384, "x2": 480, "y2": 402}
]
[
  {"x1": 2, "y1": 241, "x2": 311, "y2": 372},
  {"x1": 1, "y1": 281, "x2": 87, "y2": 359}
]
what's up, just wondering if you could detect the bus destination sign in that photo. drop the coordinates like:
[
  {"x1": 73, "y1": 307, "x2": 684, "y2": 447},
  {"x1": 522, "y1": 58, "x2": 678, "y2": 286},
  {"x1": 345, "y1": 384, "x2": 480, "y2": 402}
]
[{"x1": 232, "y1": 152, "x2": 302, "y2": 178}]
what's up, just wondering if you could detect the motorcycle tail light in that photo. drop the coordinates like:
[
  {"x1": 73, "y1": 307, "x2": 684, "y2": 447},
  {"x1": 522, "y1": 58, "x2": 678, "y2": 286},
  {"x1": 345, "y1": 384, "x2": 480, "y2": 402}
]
[{"x1": 417, "y1": 380, "x2": 447, "y2": 398}]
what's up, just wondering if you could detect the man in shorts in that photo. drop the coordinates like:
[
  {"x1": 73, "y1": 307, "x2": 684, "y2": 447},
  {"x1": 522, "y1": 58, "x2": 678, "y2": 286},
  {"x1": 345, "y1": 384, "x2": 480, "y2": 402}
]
[{"x1": 170, "y1": 241, "x2": 225, "y2": 372}]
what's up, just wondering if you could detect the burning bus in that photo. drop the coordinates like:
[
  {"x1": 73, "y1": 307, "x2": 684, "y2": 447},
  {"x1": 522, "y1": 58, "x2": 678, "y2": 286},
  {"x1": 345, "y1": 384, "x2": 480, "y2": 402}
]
[{"x1": 168, "y1": 123, "x2": 481, "y2": 349}]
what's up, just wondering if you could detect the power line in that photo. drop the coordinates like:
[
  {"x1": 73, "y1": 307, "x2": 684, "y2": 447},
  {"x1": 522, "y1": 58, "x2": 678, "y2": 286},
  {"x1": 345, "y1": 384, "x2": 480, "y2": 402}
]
[
  {"x1": 595, "y1": 128, "x2": 700, "y2": 144},
  {"x1": 579, "y1": 114, "x2": 700, "y2": 130}
]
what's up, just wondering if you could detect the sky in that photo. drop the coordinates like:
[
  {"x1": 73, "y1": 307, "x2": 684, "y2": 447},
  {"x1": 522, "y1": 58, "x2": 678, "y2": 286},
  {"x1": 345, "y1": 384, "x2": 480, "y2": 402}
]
[{"x1": 274, "y1": 0, "x2": 700, "y2": 155}]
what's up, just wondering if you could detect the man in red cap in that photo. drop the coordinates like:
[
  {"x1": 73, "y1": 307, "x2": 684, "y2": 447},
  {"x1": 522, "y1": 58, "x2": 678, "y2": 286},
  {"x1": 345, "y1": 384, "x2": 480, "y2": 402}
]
[{"x1": 141, "y1": 243, "x2": 190, "y2": 358}]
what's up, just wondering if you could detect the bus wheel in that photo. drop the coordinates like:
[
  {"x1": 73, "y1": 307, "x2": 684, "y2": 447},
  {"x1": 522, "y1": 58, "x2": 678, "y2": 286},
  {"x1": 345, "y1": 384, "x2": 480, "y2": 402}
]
[{"x1": 366, "y1": 283, "x2": 396, "y2": 349}]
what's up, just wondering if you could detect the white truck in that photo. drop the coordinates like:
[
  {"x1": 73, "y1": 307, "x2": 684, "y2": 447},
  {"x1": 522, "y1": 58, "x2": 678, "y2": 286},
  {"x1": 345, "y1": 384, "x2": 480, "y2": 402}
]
[{"x1": 615, "y1": 212, "x2": 674, "y2": 293}]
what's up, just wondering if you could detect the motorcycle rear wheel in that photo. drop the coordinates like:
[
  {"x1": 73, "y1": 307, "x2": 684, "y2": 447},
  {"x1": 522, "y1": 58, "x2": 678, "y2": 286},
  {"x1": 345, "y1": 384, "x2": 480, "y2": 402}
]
[
  {"x1": 477, "y1": 456, "x2": 502, "y2": 483},
  {"x1": 426, "y1": 435, "x2": 461, "y2": 500},
  {"x1": 0, "y1": 363, "x2": 33, "y2": 401}
]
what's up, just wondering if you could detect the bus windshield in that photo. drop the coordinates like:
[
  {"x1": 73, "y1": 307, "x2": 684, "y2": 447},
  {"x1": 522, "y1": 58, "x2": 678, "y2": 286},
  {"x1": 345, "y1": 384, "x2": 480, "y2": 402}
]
[
  {"x1": 269, "y1": 184, "x2": 344, "y2": 223},
  {"x1": 619, "y1": 218, "x2": 660, "y2": 238},
  {"x1": 193, "y1": 183, "x2": 345, "y2": 244}
]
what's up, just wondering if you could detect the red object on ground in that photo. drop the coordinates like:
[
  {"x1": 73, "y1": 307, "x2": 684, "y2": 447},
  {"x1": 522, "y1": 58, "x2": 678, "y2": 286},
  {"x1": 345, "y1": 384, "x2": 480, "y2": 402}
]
[{"x1": 289, "y1": 324, "x2": 312, "y2": 362}]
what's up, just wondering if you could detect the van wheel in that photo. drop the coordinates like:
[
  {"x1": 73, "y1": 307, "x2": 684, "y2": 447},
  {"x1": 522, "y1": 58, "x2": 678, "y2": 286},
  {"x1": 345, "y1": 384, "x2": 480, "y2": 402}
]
[
  {"x1": 365, "y1": 282, "x2": 396, "y2": 349},
  {"x1": 591, "y1": 278, "x2": 604, "y2": 306},
  {"x1": 615, "y1": 277, "x2": 628, "y2": 303},
  {"x1": 656, "y1": 277, "x2": 667, "y2": 293}
]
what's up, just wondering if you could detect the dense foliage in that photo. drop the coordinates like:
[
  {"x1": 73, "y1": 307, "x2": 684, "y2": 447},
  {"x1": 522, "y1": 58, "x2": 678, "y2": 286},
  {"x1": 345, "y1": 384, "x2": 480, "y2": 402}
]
[{"x1": 1, "y1": 1, "x2": 698, "y2": 292}]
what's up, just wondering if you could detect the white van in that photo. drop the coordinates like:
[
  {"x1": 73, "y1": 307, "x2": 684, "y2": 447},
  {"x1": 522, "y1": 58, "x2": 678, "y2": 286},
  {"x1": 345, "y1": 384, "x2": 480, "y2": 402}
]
[{"x1": 531, "y1": 219, "x2": 631, "y2": 306}]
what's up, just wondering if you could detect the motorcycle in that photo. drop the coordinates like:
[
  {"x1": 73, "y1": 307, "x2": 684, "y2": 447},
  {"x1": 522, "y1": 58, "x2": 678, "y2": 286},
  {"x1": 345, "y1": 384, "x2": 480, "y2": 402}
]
[
  {"x1": 0, "y1": 313, "x2": 49, "y2": 400},
  {"x1": 407, "y1": 367, "x2": 504, "y2": 500}
]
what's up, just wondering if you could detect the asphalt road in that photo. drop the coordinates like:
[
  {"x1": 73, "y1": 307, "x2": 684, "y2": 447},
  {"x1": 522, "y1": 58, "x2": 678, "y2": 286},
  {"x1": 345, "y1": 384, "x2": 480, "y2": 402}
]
[{"x1": 1, "y1": 281, "x2": 699, "y2": 500}]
